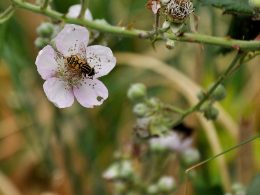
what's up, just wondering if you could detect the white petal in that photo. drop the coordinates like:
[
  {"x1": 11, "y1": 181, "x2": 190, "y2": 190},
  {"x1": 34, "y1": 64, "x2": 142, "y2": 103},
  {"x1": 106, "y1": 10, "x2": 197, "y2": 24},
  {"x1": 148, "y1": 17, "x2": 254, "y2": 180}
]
[
  {"x1": 67, "y1": 4, "x2": 93, "y2": 20},
  {"x1": 43, "y1": 78, "x2": 74, "y2": 108},
  {"x1": 35, "y1": 45, "x2": 58, "y2": 80},
  {"x1": 85, "y1": 9, "x2": 93, "y2": 20},
  {"x1": 86, "y1": 45, "x2": 116, "y2": 78},
  {"x1": 67, "y1": 4, "x2": 81, "y2": 18},
  {"x1": 73, "y1": 78, "x2": 108, "y2": 108},
  {"x1": 54, "y1": 24, "x2": 89, "y2": 57}
]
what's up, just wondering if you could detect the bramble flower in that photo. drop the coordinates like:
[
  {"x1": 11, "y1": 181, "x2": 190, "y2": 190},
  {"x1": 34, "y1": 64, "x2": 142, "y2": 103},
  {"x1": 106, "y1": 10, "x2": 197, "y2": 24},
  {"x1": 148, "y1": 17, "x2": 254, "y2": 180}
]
[
  {"x1": 67, "y1": 4, "x2": 100, "y2": 43},
  {"x1": 35, "y1": 24, "x2": 116, "y2": 108},
  {"x1": 103, "y1": 160, "x2": 134, "y2": 180},
  {"x1": 149, "y1": 131, "x2": 192, "y2": 152},
  {"x1": 157, "y1": 176, "x2": 175, "y2": 192}
]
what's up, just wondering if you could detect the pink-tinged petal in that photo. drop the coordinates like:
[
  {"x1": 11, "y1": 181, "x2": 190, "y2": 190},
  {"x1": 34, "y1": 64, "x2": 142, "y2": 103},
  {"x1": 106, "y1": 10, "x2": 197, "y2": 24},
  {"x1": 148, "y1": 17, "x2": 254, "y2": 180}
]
[
  {"x1": 43, "y1": 78, "x2": 74, "y2": 108},
  {"x1": 35, "y1": 45, "x2": 58, "y2": 80},
  {"x1": 86, "y1": 45, "x2": 116, "y2": 78},
  {"x1": 152, "y1": 1, "x2": 161, "y2": 14},
  {"x1": 73, "y1": 79, "x2": 108, "y2": 108},
  {"x1": 67, "y1": 4, "x2": 93, "y2": 20},
  {"x1": 54, "y1": 24, "x2": 89, "y2": 57}
]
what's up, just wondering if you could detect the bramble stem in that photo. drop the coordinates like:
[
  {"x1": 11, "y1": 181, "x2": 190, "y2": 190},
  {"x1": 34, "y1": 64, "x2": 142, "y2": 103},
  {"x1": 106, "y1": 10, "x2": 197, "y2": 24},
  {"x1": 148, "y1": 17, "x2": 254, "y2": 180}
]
[
  {"x1": 10, "y1": 0, "x2": 260, "y2": 51},
  {"x1": 171, "y1": 52, "x2": 246, "y2": 127}
]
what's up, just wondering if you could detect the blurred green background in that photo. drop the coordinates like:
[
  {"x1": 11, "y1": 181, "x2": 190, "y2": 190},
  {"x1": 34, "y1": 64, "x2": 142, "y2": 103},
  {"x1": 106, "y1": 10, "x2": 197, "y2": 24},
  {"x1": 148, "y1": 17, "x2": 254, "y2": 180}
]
[{"x1": 0, "y1": 0, "x2": 260, "y2": 194}]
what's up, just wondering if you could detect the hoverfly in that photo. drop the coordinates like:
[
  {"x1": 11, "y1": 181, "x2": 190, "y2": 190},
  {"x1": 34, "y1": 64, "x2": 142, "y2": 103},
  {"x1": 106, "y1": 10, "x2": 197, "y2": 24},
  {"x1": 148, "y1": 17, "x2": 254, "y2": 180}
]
[{"x1": 66, "y1": 55, "x2": 95, "y2": 77}]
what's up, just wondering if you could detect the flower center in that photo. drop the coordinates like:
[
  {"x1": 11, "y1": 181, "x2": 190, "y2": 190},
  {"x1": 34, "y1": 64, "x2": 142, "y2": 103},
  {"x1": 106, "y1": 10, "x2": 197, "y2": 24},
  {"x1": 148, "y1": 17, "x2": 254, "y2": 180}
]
[{"x1": 56, "y1": 54, "x2": 93, "y2": 88}]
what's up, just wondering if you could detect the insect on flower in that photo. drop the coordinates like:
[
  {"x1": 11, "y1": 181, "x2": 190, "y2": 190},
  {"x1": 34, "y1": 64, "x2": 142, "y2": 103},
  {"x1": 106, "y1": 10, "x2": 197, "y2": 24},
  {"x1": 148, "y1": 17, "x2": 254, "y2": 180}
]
[
  {"x1": 35, "y1": 24, "x2": 116, "y2": 108},
  {"x1": 66, "y1": 54, "x2": 95, "y2": 77}
]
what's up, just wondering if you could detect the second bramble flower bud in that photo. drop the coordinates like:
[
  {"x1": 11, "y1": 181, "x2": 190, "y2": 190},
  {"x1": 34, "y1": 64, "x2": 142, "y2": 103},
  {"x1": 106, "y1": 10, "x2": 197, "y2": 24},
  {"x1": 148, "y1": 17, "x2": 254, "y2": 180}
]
[
  {"x1": 133, "y1": 103, "x2": 149, "y2": 117},
  {"x1": 157, "y1": 176, "x2": 176, "y2": 192},
  {"x1": 127, "y1": 83, "x2": 147, "y2": 101},
  {"x1": 36, "y1": 22, "x2": 55, "y2": 38},
  {"x1": 103, "y1": 160, "x2": 134, "y2": 181},
  {"x1": 211, "y1": 84, "x2": 226, "y2": 101}
]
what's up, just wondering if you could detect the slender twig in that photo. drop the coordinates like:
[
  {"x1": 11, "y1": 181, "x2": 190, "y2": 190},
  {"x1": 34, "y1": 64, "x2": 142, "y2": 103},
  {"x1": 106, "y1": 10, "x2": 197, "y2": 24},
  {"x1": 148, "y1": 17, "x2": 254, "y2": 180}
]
[
  {"x1": 41, "y1": 0, "x2": 50, "y2": 10},
  {"x1": 10, "y1": 0, "x2": 260, "y2": 51},
  {"x1": 78, "y1": 0, "x2": 88, "y2": 19},
  {"x1": 185, "y1": 134, "x2": 260, "y2": 174},
  {"x1": 163, "y1": 105, "x2": 185, "y2": 114},
  {"x1": 0, "y1": 5, "x2": 15, "y2": 23},
  {"x1": 171, "y1": 52, "x2": 246, "y2": 127}
]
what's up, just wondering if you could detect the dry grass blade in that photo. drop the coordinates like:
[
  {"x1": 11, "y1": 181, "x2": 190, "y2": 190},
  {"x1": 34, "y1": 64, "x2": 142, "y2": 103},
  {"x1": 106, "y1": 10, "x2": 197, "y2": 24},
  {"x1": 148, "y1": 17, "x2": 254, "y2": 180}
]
[{"x1": 0, "y1": 171, "x2": 22, "y2": 195}]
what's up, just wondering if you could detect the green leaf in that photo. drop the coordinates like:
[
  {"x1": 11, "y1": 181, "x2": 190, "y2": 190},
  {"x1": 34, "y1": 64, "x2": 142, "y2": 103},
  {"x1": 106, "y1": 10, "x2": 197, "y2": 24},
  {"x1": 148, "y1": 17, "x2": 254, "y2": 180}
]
[
  {"x1": 199, "y1": 0, "x2": 254, "y2": 15},
  {"x1": 246, "y1": 174, "x2": 260, "y2": 195}
]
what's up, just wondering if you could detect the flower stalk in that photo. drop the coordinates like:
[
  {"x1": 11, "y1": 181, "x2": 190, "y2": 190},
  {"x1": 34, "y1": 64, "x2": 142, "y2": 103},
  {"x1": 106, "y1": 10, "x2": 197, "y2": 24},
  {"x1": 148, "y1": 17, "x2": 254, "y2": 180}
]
[
  {"x1": 41, "y1": 0, "x2": 50, "y2": 10},
  {"x1": 172, "y1": 52, "x2": 246, "y2": 127},
  {"x1": 79, "y1": 0, "x2": 88, "y2": 19}
]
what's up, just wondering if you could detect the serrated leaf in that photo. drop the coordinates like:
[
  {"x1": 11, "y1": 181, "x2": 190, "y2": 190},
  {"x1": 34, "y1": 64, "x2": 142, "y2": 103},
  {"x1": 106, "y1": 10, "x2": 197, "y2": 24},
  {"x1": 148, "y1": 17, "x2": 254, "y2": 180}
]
[
  {"x1": 199, "y1": 0, "x2": 254, "y2": 16},
  {"x1": 246, "y1": 174, "x2": 260, "y2": 195}
]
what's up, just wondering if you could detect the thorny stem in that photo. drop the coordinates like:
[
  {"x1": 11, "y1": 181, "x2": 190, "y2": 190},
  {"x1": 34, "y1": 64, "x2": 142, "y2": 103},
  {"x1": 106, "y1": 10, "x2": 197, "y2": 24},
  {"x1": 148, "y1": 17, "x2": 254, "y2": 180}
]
[
  {"x1": 10, "y1": 0, "x2": 260, "y2": 51},
  {"x1": 171, "y1": 52, "x2": 246, "y2": 127}
]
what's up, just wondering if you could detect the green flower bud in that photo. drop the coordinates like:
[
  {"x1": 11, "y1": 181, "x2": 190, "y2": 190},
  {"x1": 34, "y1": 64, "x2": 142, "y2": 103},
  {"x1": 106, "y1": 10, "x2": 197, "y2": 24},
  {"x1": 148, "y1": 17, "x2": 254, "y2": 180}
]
[
  {"x1": 162, "y1": 21, "x2": 171, "y2": 30},
  {"x1": 249, "y1": 0, "x2": 260, "y2": 8},
  {"x1": 147, "y1": 184, "x2": 159, "y2": 194},
  {"x1": 127, "y1": 83, "x2": 147, "y2": 101},
  {"x1": 34, "y1": 37, "x2": 50, "y2": 49},
  {"x1": 150, "y1": 118, "x2": 169, "y2": 136},
  {"x1": 232, "y1": 183, "x2": 246, "y2": 194},
  {"x1": 166, "y1": 39, "x2": 175, "y2": 49},
  {"x1": 102, "y1": 160, "x2": 134, "y2": 180},
  {"x1": 212, "y1": 84, "x2": 226, "y2": 101},
  {"x1": 181, "y1": 148, "x2": 200, "y2": 165},
  {"x1": 133, "y1": 103, "x2": 149, "y2": 117},
  {"x1": 170, "y1": 23, "x2": 184, "y2": 35},
  {"x1": 119, "y1": 160, "x2": 134, "y2": 179},
  {"x1": 134, "y1": 117, "x2": 151, "y2": 138},
  {"x1": 204, "y1": 106, "x2": 219, "y2": 120},
  {"x1": 36, "y1": 22, "x2": 54, "y2": 37},
  {"x1": 157, "y1": 176, "x2": 175, "y2": 192},
  {"x1": 197, "y1": 90, "x2": 206, "y2": 101},
  {"x1": 200, "y1": 101, "x2": 211, "y2": 112},
  {"x1": 146, "y1": 97, "x2": 160, "y2": 108}
]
